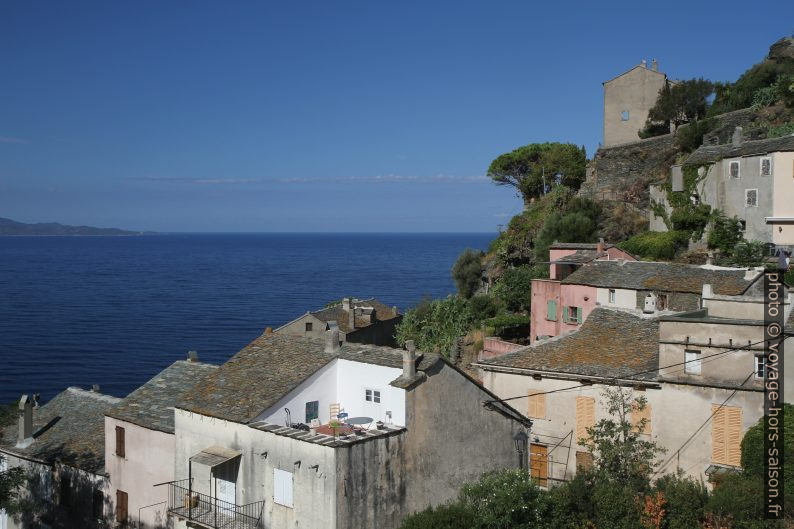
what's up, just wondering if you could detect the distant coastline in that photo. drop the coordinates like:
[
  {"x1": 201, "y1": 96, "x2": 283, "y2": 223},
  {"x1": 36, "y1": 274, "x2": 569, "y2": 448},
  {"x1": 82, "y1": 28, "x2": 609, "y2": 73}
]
[{"x1": 0, "y1": 217, "x2": 152, "y2": 236}]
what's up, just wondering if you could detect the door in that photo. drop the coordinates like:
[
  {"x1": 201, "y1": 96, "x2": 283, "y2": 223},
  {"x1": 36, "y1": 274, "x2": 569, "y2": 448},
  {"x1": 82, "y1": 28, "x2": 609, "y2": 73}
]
[
  {"x1": 214, "y1": 461, "x2": 237, "y2": 516},
  {"x1": 530, "y1": 444, "x2": 548, "y2": 487}
]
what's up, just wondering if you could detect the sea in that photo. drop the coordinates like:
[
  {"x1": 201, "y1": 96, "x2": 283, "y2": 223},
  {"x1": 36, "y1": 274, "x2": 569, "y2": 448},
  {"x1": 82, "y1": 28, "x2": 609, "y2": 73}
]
[{"x1": 0, "y1": 233, "x2": 493, "y2": 403}]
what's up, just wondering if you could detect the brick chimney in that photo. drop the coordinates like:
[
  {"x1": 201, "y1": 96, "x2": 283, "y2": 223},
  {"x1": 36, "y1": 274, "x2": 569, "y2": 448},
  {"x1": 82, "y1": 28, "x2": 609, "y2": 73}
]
[
  {"x1": 596, "y1": 238, "x2": 605, "y2": 254},
  {"x1": 17, "y1": 394, "x2": 33, "y2": 448},
  {"x1": 325, "y1": 329, "x2": 341, "y2": 353},
  {"x1": 403, "y1": 340, "x2": 416, "y2": 379}
]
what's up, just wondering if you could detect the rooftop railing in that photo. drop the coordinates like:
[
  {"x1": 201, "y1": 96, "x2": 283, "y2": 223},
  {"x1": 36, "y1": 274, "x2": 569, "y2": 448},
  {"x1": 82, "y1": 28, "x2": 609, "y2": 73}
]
[{"x1": 162, "y1": 478, "x2": 264, "y2": 529}]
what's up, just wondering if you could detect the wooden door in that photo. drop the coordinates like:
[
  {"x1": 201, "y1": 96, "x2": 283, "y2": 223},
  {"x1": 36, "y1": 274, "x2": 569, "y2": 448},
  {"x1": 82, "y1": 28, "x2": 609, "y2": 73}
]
[{"x1": 530, "y1": 444, "x2": 548, "y2": 487}]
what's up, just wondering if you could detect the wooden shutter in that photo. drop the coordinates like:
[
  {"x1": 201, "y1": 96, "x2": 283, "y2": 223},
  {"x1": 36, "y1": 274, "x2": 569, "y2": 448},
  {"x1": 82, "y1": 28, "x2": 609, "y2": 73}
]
[
  {"x1": 576, "y1": 307, "x2": 583, "y2": 323},
  {"x1": 116, "y1": 490, "x2": 128, "y2": 524},
  {"x1": 530, "y1": 444, "x2": 548, "y2": 487},
  {"x1": 547, "y1": 300, "x2": 557, "y2": 321},
  {"x1": 115, "y1": 426, "x2": 125, "y2": 458},
  {"x1": 575, "y1": 451, "x2": 593, "y2": 471},
  {"x1": 576, "y1": 397, "x2": 595, "y2": 443},
  {"x1": 712, "y1": 405, "x2": 742, "y2": 466},
  {"x1": 527, "y1": 391, "x2": 546, "y2": 419},
  {"x1": 631, "y1": 403, "x2": 652, "y2": 435},
  {"x1": 562, "y1": 306, "x2": 569, "y2": 323}
]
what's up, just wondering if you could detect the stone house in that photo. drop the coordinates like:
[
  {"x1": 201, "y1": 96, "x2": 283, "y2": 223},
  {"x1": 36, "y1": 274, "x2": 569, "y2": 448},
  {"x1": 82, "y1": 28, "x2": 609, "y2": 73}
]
[
  {"x1": 0, "y1": 387, "x2": 120, "y2": 529},
  {"x1": 475, "y1": 290, "x2": 793, "y2": 487},
  {"x1": 530, "y1": 255, "x2": 756, "y2": 343},
  {"x1": 162, "y1": 331, "x2": 531, "y2": 529},
  {"x1": 104, "y1": 355, "x2": 217, "y2": 528},
  {"x1": 650, "y1": 131, "x2": 794, "y2": 250},
  {"x1": 603, "y1": 60, "x2": 671, "y2": 147},
  {"x1": 275, "y1": 297, "x2": 402, "y2": 347}
]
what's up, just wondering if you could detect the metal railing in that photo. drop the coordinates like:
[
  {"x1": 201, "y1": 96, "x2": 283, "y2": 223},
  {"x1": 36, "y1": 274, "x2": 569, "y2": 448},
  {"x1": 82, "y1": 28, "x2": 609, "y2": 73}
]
[{"x1": 163, "y1": 479, "x2": 264, "y2": 529}]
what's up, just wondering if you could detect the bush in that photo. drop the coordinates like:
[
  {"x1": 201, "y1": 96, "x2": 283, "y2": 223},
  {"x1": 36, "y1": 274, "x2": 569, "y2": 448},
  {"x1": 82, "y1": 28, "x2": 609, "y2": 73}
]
[
  {"x1": 491, "y1": 266, "x2": 535, "y2": 313},
  {"x1": 467, "y1": 294, "x2": 503, "y2": 322},
  {"x1": 482, "y1": 313, "x2": 530, "y2": 335},
  {"x1": 707, "y1": 214, "x2": 744, "y2": 255},
  {"x1": 452, "y1": 248, "x2": 484, "y2": 299},
  {"x1": 398, "y1": 502, "x2": 477, "y2": 529},
  {"x1": 458, "y1": 469, "x2": 547, "y2": 529},
  {"x1": 674, "y1": 119, "x2": 714, "y2": 153},
  {"x1": 534, "y1": 197, "x2": 602, "y2": 262},
  {"x1": 730, "y1": 240, "x2": 766, "y2": 268},
  {"x1": 395, "y1": 296, "x2": 473, "y2": 357},
  {"x1": 654, "y1": 473, "x2": 708, "y2": 529},
  {"x1": 619, "y1": 231, "x2": 690, "y2": 261}
]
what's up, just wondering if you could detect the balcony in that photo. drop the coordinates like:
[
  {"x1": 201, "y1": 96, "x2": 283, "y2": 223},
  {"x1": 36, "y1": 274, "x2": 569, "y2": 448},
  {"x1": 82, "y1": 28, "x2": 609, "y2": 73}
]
[{"x1": 164, "y1": 479, "x2": 264, "y2": 529}]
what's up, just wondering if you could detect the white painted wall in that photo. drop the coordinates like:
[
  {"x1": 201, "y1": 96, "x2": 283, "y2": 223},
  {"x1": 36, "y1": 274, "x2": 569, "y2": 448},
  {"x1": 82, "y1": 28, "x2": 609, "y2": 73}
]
[
  {"x1": 257, "y1": 359, "x2": 405, "y2": 427},
  {"x1": 596, "y1": 287, "x2": 636, "y2": 309}
]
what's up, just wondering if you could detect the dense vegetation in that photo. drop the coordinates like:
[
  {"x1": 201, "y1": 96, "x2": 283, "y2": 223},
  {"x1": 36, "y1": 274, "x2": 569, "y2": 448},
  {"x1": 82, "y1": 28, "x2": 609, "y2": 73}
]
[{"x1": 400, "y1": 398, "x2": 793, "y2": 529}]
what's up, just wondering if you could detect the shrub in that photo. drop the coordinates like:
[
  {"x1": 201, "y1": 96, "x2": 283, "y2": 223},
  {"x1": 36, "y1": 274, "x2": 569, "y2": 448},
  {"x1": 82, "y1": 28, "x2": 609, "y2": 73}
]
[
  {"x1": 491, "y1": 266, "x2": 535, "y2": 312},
  {"x1": 730, "y1": 240, "x2": 766, "y2": 268},
  {"x1": 467, "y1": 294, "x2": 503, "y2": 322},
  {"x1": 458, "y1": 469, "x2": 547, "y2": 529},
  {"x1": 653, "y1": 473, "x2": 708, "y2": 529},
  {"x1": 398, "y1": 502, "x2": 477, "y2": 529},
  {"x1": 395, "y1": 296, "x2": 473, "y2": 356},
  {"x1": 674, "y1": 119, "x2": 714, "y2": 153},
  {"x1": 452, "y1": 248, "x2": 484, "y2": 299},
  {"x1": 707, "y1": 213, "x2": 744, "y2": 255},
  {"x1": 482, "y1": 313, "x2": 530, "y2": 335},
  {"x1": 619, "y1": 231, "x2": 690, "y2": 261}
]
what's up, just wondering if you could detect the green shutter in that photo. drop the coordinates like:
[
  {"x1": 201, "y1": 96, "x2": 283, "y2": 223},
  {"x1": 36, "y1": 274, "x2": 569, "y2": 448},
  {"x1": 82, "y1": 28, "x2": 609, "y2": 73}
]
[
  {"x1": 576, "y1": 307, "x2": 583, "y2": 324},
  {"x1": 562, "y1": 306, "x2": 569, "y2": 323},
  {"x1": 547, "y1": 300, "x2": 557, "y2": 321}
]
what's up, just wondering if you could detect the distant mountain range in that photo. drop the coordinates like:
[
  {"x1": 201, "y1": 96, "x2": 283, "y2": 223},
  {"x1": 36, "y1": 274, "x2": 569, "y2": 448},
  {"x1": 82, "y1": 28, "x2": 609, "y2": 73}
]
[{"x1": 0, "y1": 217, "x2": 150, "y2": 236}]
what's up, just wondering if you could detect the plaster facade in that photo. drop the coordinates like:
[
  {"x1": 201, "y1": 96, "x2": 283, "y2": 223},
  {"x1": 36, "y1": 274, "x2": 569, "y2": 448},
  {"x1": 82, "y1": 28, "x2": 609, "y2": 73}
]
[{"x1": 603, "y1": 64, "x2": 669, "y2": 147}]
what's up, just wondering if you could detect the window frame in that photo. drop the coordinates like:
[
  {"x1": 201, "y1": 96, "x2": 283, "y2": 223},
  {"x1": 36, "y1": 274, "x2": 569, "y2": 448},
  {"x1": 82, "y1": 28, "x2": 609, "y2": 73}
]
[
  {"x1": 365, "y1": 389, "x2": 381, "y2": 403},
  {"x1": 620, "y1": 110, "x2": 630, "y2": 121},
  {"x1": 115, "y1": 425, "x2": 125, "y2": 458},
  {"x1": 760, "y1": 157, "x2": 772, "y2": 176},
  {"x1": 608, "y1": 289, "x2": 616, "y2": 304},
  {"x1": 273, "y1": 469, "x2": 294, "y2": 508},
  {"x1": 755, "y1": 355, "x2": 765, "y2": 380},
  {"x1": 745, "y1": 188, "x2": 758, "y2": 207},
  {"x1": 116, "y1": 490, "x2": 128, "y2": 524},
  {"x1": 685, "y1": 349, "x2": 701, "y2": 375},
  {"x1": 305, "y1": 400, "x2": 319, "y2": 423},
  {"x1": 305, "y1": 321, "x2": 313, "y2": 332},
  {"x1": 728, "y1": 160, "x2": 740, "y2": 178},
  {"x1": 546, "y1": 300, "x2": 557, "y2": 321}
]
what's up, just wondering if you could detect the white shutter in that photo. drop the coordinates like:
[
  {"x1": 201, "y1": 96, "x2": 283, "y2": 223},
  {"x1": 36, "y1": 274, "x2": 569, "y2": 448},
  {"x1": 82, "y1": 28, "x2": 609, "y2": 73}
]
[{"x1": 273, "y1": 469, "x2": 294, "y2": 508}]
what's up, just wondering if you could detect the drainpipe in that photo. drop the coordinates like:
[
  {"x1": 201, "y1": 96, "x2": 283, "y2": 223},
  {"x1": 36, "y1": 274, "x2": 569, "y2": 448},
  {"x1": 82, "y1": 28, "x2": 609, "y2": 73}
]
[{"x1": 188, "y1": 460, "x2": 192, "y2": 521}]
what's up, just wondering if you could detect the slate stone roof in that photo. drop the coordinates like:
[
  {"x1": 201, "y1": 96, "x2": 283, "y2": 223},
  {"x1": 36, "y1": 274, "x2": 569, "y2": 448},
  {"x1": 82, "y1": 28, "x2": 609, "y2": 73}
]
[
  {"x1": 686, "y1": 135, "x2": 794, "y2": 165},
  {"x1": 553, "y1": 250, "x2": 603, "y2": 264},
  {"x1": 479, "y1": 309, "x2": 660, "y2": 381},
  {"x1": 550, "y1": 243, "x2": 614, "y2": 251},
  {"x1": 106, "y1": 360, "x2": 218, "y2": 434},
  {"x1": 0, "y1": 388, "x2": 121, "y2": 474},
  {"x1": 562, "y1": 260, "x2": 753, "y2": 295},
  {"x1": 309, "y1": 298, "x2": 399, "y2": 333},
  {"x1": 179, "y1": 333, "x2": 441, "y2": 424}
]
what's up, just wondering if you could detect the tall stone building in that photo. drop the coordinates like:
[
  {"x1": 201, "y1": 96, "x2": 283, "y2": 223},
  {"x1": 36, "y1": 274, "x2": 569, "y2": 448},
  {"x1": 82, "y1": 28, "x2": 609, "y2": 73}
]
[{"x1": 603, "y1": 59, "x2": 670, "y2": 147}]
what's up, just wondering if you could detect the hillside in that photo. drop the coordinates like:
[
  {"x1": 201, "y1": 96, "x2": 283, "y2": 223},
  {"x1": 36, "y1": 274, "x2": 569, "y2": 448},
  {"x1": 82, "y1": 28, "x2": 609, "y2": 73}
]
[{"x1": 0, "y1": 217, "x2": 148, "y2": 236}]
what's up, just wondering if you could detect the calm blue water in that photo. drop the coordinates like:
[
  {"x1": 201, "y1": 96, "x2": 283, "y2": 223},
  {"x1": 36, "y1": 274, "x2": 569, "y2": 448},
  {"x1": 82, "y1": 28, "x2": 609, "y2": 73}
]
[{"x1": 0, "y1": 233, "x2": 492, "y2": 402}]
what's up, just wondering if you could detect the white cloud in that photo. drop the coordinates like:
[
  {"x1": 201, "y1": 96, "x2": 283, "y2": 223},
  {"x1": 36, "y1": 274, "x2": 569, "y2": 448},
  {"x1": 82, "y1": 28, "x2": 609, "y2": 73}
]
[{"x1": 0, "y1": 136, "x2": 28, "y2": 144}]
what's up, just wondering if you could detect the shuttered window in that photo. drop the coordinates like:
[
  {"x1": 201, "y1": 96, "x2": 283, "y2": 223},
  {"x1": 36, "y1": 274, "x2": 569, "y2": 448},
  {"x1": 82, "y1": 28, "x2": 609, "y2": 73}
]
[
  {"x1": 116, "y1": 490, "x2": 128, "y2": 524},
  {"x1": 546, "y1": 300, "x2": 557, "y2": 321},
  {"x1": 575, "y1": 451, "x2": 594, "y2": 471},
  {"x1": 631, "y1": 402, "x2": 652, "y2": 435},
  {"x1": 115, "y1": 426, "x2": 125, "y2": 458},
  {"x1": 711, "y1": 405, "x2": 742, "y2": 467},
  {"x1": 530, "y1": 444, "x2": 548, "y2": 487},
  {"x1": 576, "y1": 397, "x2": 595, "y2": 443},
  {"x1": 527, "y1": 391, "x2": 546, "y2": 419},
  {"x1": 273, "y1": 469, "x2": 294, "y2": 508}
]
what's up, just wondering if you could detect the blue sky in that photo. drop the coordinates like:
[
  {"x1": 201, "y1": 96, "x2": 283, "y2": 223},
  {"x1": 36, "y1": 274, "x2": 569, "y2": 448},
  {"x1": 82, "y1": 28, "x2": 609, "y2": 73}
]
[{"x1": 1, "y1": 1, "x2": 792, "y2": 232}]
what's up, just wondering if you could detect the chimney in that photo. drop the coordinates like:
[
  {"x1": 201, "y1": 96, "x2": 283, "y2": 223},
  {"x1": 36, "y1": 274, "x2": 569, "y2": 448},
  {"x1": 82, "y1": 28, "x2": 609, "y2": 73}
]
[
  {"x1": 348, "y1": 304, "x2": 356, "y2": 330},
  {"x1": 17, "y1": 394, "x2": 33, "y2": 448},
  {"x1": 392, "y1": 306, "x2": 399, "y2": 317},
  {"x1": 702, "y1": 283, "x2": 713, "y2": 299},
  {"x1": 596, "y1": 238, "x2": 605, "y2": 254},
  {"x1": 641, "y1": 59, "x2": 647, "y2": 68},
  {"x1": 652, "y1": 59, "x2": 658, "y2": 71},
  {"x1": 744, "y1": 268, "x2": 758, "y2": 281},
  {"x1": 325, "y1": 329, "x2": 341, "y2": 353},
  {"x1": 91, "y1": 384, "x2": 101, "y2": 393},
  {"x1": 732, "y1": 126, "x2": 743, "y2": 146},
  {"x1": 264, "y1": 327, "x2": 273, "y2": 334},
  {"x1": 403, "y1": 340, "x2": 416, "y2": 379},
  {"x1": 187, "y1": 350, "x2": 199, "y2": 362},
  {"x1": 342, "y1": 298, "x2": 351, "y2": 311}
]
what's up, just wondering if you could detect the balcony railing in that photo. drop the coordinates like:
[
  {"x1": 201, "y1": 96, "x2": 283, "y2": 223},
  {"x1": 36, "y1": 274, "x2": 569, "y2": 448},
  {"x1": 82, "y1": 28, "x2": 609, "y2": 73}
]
[{"x1": 163, "y1": 479, "x2": 264, "y2": 529}]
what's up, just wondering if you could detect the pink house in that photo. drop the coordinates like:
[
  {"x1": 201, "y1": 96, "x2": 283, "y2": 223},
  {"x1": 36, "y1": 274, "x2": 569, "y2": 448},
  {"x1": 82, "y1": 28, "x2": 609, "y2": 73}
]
[{"x1": 531, "y1": 241, "x2": 635, "y2": 343}]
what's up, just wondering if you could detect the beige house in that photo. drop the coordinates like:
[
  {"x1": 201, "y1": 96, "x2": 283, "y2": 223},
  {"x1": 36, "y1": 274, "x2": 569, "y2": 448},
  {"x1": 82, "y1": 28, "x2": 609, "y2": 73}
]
[
  {"x1": 276, "y1": 297, "x2": 401, "y2": 347},
  {"x1": 475, "y1": 281, "x2": 792, "y2": 487},
  {"x1": 0, "y1": 387, "x2": 120, "y2": 529},
  {"x1": 603, "y1": 60, "x2": 671, "y2": 147},
  {"x1": 162, "y1": 331, "x2": 530, "y2": 529},
  {"x1": 104, "y1": 355, "x2": 217, "y2": 528}
]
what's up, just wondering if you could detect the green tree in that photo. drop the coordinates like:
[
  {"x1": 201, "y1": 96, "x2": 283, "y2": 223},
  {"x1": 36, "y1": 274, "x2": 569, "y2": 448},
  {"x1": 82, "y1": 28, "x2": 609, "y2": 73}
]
[
  {"x1": 458, "y1": 469, "x2": 547, "y2": 529},
  {"x1": 491, "y1": 266, "x2": 535, "y2": 313},
  {"x1": 642, "y1": 79, "x2": 714, "y2": 137},
  {"x1": 487, "y1": 143, "x2": 587, "y2": 206},
  {"x1": 451, "y1": 249, "x2": 484, "y2": 299},
  {"x1": 398, "y1": 502, "x2": 477, "y2": 529},
  {"x1": 395, "y1": 296, "x2": 473, "y2": 357},
  {"x1": 653, "y1": 473, "x2": 708, "y2": 529},
  {"x1": 534, "y1": 197, "x2": 601, "y2": 262},
  {"x1": 730, "y1": 240, "x2": 767, "y2": 268},
  {"x1": 0, "y1": 403, "x2": 25, "y2": 513},
  {"x1": 707, "y1": 213, "x2": 745, "y2": 256}
]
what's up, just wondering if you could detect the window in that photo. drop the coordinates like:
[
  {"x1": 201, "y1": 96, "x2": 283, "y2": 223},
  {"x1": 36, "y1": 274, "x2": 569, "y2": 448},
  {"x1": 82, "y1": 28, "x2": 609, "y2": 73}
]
[
  {"x1": 745, "y1": 189, "x2": 758, "y2": 207},
  {"x1": 365, "y1": 389, "x2": 381, "y2": 403},
  {"x1": 631, "y1": 402, "x2": 652, "y2": 435},
  {"x1": 685, "y1": 350, "x2": 701, "y2": 375},
  {"x1": 621, "y1": 110, "x2": 630, "y2": 121},
  {"x1": 711, "y1": 405, "x2": 742, "y2": 466},
  {"x1": 305, "y1": 400, "x2": 319, "y2": 423},
  {"x1": 608, "y1": 289, "x2": 616, "y2": 304},
  {"x1": 575, "y1": 451, "x2": 594, "y2": 471},
  {"x1": 760, "y1": 157, "x2": 771, "y2": 176},
  {"x1": 273, "y1": 469, "x2": 294, "y2": 508},
  {"x1": 115, "y1": 426, "x2": 125, "y2": 458},
  {"x1": 115, "y1": 490, "x2": 128, "y2": 525},
  {"x1": 755, "y1": 355, "x2": 765, "y2": 379},
  {"x1": 575, "y1": 397, "x2": 595, "y2": 443},
  {"x1": 564, "y1": 306, "x2": 583, "y2": 324},
  {"x1": 305, "y1": 322, "x2": 312, "y2": 332},
  {"x1": 740, "y1": 220, "x2": 747, "y2": 231},
  {"x1": 657, "y1": 294, "x2": 668, "y2": 311},
  {"x1": 530, "y1": 444, "x2": 548, "y2": 487},
  {"x1": 527, "y1": 390, "x2": 546, "y2": 419},
  {"x1": 729, "y1": 160, "x2": 740, "y2": 178},
  {"x1": 546, "y1": 300, "x2": 557, "y2": 321}
]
